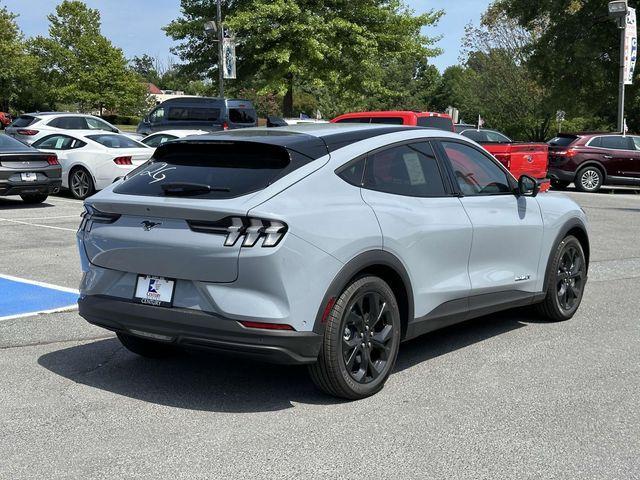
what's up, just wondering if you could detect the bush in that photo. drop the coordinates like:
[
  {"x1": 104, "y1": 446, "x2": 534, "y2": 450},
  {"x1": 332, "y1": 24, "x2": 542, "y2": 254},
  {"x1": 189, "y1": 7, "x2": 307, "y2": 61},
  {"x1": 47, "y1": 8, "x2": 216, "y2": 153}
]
[{"x1": 100, "y1": 114, "x2": 141, "y2": 126}]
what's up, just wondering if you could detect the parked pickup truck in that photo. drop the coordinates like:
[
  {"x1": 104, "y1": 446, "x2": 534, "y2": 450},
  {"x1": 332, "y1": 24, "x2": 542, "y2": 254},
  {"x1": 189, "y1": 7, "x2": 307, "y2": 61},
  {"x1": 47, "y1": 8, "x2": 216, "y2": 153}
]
[
  {"x1": 455, "y1": 126, "x2": 549, "y2": 184},
  {"x1": 331, "y1": 110, "x2": 455, "y2": 132}
]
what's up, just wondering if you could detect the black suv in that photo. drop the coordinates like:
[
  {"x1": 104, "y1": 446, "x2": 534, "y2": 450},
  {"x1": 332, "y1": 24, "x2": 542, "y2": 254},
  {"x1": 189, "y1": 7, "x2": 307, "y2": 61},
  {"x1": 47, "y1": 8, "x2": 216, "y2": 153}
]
[{"x1": 137, "y1": 97, "x2": 258, "y2": 136}]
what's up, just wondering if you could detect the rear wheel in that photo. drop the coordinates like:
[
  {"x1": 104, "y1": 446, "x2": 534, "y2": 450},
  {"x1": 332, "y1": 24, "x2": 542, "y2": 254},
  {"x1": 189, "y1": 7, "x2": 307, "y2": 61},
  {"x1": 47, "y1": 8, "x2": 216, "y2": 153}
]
[
  {"x1": 309, "y1": 276, "x2": 401, "y2": 400},
  {"x1": 116, "y1": 332, "x2": 176, "y2": 358},
  {"x1": 575, "y1": 166, "x2": 603, "y2": 193},
  {"x1": 69, "y1": 167, "x2": 95, "y2": 199},
  {"x1": 551, "y1": 179, "x2": 570, "y2": 190},
  {"x1": 536, "y1": 235, "x2": 587, "y2": 322},
  {"x1": 20, "y1": 193, "x2": 48, "y2": 204}
]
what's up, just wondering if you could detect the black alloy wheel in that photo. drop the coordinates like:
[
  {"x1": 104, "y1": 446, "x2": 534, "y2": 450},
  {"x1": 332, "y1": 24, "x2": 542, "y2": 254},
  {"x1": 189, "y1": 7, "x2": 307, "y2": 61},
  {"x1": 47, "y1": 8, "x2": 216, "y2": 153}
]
[
  {"x1": 537, "y1": 235, "x2": 587, "y2": 321},
  {"x1": 309, "y1": 276, "x2": 401, "y2": 400}
]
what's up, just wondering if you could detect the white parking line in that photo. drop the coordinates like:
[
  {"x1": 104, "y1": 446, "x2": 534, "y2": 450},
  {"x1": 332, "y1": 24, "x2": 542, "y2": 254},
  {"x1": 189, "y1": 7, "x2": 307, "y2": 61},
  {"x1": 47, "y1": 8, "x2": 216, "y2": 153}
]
[
  {"x1": 0, "y1": 273, "x2": 79, "y2": 293},
  {"x1": 0, "y1": 217, "x2": 77, "y2": 232},
  {"x1": 0, "y1": 305, "x2": 78, "y2": 323}
]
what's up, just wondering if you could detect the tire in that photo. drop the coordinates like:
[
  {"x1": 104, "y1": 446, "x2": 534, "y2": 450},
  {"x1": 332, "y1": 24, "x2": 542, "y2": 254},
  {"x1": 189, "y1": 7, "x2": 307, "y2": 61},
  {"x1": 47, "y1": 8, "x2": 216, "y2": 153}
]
[
  {"x1": 309, "y1": 276, "x2": 401, "y2": 400},
  {"x1": 116, "y1": 332, "x2": 176, "y2": 358},
  {"x1": 551, "y1": 179, "x2": 570, "y2": 190},
  {"x1": 536, "y1": 235, "x2": 587, "y2": 322},
  {"x1": 575, "y1": 166, "x2": 603, "y2": 193},
  {"x1": 20, "y1": 193, "x2": 48, "y2": 204},
  {"x1": 69, "y1": 167, "x2": 95, "y2": 200}
]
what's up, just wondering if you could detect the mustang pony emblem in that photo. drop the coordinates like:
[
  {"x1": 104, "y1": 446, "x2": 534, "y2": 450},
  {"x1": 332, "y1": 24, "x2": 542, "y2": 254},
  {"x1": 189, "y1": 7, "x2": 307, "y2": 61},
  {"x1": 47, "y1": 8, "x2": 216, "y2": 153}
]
[{"x1": 141, "y1": 220, "x2": 161, "y2": 231}]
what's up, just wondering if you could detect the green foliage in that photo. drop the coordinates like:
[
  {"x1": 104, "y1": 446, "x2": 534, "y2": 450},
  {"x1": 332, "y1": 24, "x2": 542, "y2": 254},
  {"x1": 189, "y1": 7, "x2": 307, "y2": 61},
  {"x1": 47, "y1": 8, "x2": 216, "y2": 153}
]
[
  {"x1": 165, "y1": 0, "x2": 443, "y2": 115},
  {"x1": 29, "y1": 1, "x2": 148, "y2": 115}
]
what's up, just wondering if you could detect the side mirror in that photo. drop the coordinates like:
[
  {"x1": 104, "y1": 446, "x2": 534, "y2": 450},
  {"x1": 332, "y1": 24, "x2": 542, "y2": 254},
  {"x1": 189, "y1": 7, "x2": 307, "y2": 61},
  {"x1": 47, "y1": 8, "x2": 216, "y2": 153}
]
[{"x1": 518, "y1": 175, "x2": 540, "y2": 197}]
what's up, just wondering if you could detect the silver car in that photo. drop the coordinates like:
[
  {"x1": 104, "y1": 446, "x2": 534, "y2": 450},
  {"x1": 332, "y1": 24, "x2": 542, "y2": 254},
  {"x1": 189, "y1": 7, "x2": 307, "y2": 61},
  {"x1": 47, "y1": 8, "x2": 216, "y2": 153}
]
[{"x1": 76, "y1": 124, "x2": 589, "y2": 399}]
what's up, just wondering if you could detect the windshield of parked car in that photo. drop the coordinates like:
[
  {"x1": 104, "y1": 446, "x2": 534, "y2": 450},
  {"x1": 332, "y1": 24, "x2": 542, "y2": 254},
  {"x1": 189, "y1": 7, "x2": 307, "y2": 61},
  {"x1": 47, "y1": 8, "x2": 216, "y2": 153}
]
[{"x1": 87, "y1": 134, "x2": 146, "y2": 149}]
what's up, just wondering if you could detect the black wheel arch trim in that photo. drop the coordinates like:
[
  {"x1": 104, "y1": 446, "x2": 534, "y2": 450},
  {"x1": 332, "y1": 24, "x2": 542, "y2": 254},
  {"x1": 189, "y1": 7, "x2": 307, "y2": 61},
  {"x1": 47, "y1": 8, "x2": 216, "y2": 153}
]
[
  {"x1": 312, "y1": 249, "x2": 414, "y2": 339},
  {"x1": 542, "y1": 217, "x2": 590, "y2": 293}
]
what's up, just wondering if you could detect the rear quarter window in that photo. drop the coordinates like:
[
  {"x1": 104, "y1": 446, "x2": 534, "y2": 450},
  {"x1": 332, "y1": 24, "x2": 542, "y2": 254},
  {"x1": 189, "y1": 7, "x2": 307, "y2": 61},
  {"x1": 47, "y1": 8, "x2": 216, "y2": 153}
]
[
  {"x1": 167, "y1": 107, "x2": 220, "y2": 122},
  {"x1": 417, "y1": 116, "x2": 454, "y2": 131}
]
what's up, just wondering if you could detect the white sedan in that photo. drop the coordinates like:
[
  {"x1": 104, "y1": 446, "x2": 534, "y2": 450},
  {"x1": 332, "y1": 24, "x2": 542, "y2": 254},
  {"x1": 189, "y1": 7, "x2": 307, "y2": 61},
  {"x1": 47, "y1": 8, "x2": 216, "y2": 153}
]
[
  {"x1": 32, "y1": 131, "x2": 153, "y2": 199},
  {"x1": 140, "y1": 130, "x2": 208, "y2": 148}
]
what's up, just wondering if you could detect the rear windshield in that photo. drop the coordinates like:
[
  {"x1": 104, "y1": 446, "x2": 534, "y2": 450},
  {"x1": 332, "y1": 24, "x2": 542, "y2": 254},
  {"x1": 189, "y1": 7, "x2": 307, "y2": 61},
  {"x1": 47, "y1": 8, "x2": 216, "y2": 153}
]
[
  {"x1": 114, "y1": 142, "x2": 314, "y2": 199},
  {"x1": 167, "y1": 107, "x2": 220, "y2": 122},
  {"x1": 0, "y1": 134, "x2": 32, "y2": 152},
  {"x1": 87, "y1": 134, "x2": 145, "y2": 148},
  {"x1": 11, "y1": 115, "x2": 38, "y2": 128},
  {"x1": 417, "y1": 116, "x2": 454, "y2": 131},
  {"x1": 229, "y1": 108, "x2": 257, "y2": 124},
  {"x1": 547, "y1": 136, "x2": 577, "y2": 147}
]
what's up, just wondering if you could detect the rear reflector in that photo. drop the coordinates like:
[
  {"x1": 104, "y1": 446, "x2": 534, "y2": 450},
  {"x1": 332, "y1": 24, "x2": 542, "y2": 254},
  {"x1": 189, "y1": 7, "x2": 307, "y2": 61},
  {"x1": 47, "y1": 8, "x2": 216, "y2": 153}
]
[
  {"x1": 321, "y1": 297, "x2": 336, "y2": 323},
  {"x1": 46, "y1": 155, "x2": 59, "y2": 165},
  {"x1": 239, "y1": 321, "x2": 295, "y2": 331},
  {"x1": 17, "y1": 129, "x2": 38, "y2": 136},
  {"x1": 113, "y1": 156, "x2": 132, "y2": 165}
]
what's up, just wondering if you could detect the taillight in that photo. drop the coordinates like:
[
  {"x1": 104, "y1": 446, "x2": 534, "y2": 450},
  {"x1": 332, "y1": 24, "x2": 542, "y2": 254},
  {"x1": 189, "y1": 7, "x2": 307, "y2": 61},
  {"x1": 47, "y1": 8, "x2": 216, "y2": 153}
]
[
  {"x1": 555, "y1": 149, "x2": 578, "y2": 158},
  {"x1": 17, "y1": 129, "x2": 38, "y2": 136},
  {"x1": 222, "y1": 121, "x2": 229, "y2": 130},
  {"x1": 494, "y1": 153, "x2": 510, "y2": 168},
  {"x1": 187, "y1": 217, "x2": 288, "y2": 248},
  {"x1": 78, "y1": 205, "x2": 121, "y2": 232},
  {"x1": 239, "y1": 321, "x2": 295, "y2": 331},
  {"x1": 46, "y1": 155, "x2": 59, "y2": 165},
  {"x1": 113, "y1": 156, "x2": 132, "y2": 165}
]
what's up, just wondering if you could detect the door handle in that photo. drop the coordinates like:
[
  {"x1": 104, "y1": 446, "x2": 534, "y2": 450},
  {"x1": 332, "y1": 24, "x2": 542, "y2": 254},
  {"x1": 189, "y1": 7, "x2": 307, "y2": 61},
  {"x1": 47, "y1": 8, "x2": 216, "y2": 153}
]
[{"x1": 603, "y1": 155, "x2": 613, "y2": 159}]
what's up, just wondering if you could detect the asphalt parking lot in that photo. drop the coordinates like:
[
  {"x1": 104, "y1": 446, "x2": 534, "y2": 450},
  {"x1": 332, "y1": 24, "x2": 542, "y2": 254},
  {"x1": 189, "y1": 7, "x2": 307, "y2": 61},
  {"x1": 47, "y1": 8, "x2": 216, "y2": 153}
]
[{"x1": 1, "y1": 189, "x2": 639, "y2": 479}]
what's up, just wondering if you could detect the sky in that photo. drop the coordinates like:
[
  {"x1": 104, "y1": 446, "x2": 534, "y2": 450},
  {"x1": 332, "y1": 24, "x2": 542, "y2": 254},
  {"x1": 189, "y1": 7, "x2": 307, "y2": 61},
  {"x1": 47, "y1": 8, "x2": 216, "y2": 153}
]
[{"x1": 2, "y1": 0, "x2": 491, "y2": 72}]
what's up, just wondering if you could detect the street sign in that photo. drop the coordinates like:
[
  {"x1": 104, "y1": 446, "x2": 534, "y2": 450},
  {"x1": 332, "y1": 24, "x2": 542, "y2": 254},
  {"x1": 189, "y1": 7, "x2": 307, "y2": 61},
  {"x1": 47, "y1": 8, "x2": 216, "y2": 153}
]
[
  {"x1": 222, "y1": 37, "x2": 236, "y2": 79},
  {"x1": 624, "y1": 7, "x2": 637, "y2": 84}
]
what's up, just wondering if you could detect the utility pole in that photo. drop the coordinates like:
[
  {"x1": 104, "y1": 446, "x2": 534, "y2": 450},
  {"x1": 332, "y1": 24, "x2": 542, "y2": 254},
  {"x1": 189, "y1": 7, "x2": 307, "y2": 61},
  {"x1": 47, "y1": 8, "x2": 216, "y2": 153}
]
[
  {"x1": 216, "y1": 0, "x2": 224, "y2": 98},
  {"x1": 609, "y1": 1, "x2": 628, "y2": 133}
]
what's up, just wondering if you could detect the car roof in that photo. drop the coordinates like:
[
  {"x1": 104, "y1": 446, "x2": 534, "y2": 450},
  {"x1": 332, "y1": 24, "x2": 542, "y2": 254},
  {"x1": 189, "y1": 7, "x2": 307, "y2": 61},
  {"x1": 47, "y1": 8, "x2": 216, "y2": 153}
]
[
  {"x1": 332, "y1": 110, "x2": 451, "y2": 119},
  {"x1": 147, "y1": 130, "x2": 209, "y2": 137},
  {"x1": 23, "y1": 112, "x2": 101, "y2": 118},
  {"x1": 168, "y1": 124, "x2": 462, "y2": 159}
]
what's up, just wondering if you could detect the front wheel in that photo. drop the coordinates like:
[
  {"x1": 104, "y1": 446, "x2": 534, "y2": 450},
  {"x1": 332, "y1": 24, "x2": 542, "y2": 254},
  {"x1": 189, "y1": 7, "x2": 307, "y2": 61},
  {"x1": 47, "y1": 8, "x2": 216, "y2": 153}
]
[
  {"x1": 69, "y1": 167, "x2": 95, "y2": 200},
  {"x1": 575, "y1": 166, "x2": 603, "y2": 193},
  {"x1": 536, "y1": 235, "x2": 587, "y2": 322},
  {"x1": 309, "y1": 276, "x2": 401, "y2": 400}
]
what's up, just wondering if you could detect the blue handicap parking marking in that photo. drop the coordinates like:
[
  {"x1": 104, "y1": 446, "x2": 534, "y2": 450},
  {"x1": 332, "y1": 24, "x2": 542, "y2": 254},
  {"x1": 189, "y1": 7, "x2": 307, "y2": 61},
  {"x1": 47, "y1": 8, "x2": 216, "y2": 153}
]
[{"x1": 0, "y1": 275, "x2": 79, "y2": 320}]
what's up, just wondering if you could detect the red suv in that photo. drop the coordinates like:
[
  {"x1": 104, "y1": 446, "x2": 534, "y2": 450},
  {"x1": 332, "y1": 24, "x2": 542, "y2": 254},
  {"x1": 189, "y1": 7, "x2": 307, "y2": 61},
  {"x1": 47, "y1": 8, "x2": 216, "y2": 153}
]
[
  {"x1": 547, "y1": 133, "x2": 640, "y2": 192},
  {"x1": 331, "y1": 111, "x2": 455, "y2": 132}
]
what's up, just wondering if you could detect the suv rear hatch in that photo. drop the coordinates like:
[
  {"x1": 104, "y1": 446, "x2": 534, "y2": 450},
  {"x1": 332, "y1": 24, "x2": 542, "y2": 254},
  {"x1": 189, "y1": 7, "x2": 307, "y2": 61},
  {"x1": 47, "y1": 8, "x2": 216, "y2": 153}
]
[
  {"x1": 81, "y1": 138, "x2": 326, "y2": 283},
  {"x1": 547, "y1": 134, "x2": 580, "y2": 165}
]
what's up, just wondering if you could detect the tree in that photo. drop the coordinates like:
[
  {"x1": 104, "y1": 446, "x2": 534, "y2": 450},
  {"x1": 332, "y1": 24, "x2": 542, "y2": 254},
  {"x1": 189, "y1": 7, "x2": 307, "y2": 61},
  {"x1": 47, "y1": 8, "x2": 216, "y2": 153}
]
[
  {"x1": 494, "y1": 0, "x2": 629, "y2": 131},
  {"x1": 165, "y1": 0, "x2": 442, "y2": 116},
  {"x1": 30, "y1": 1, "x2": 148, "y2": 115}
]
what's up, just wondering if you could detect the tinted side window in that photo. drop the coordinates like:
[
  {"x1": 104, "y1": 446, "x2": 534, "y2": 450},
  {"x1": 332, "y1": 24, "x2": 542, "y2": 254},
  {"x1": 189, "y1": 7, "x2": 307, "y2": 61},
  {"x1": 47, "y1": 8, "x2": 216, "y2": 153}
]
[
  {"x1": 632, "y1": 137, "x2": 640, "y2": 150},
  {"x1": 461, "y1": 130, "x2": 489, "y2": 143},
  {"x1": 417, "y1": 116, "x2": 454, "y2": 131},
  {"x1": 337, "y1": 158, "x2": 365, "y2": 186},
  {"x1": 229, "y1": 108, "x2": 257, "y2": 124},
  {"x1": 150, "y1": 108, "x2": 165, "y2": 123},
  {"x1": 86, "y1": 117, "x2": 116, "y2": 131},
  {"x1": 143, "y1": 134, "x2": 176, "y2": 147},
  {"x1": 363, "y1": 142, "x2": 446, "y2": 197},
  {"x1": 33, "y1": 135, "x2": 86, "y2": 150},
  {"x1": 589, "y1": 137, "x2": 602, "y2": 147},
  {"x1": 442, "y1": 141, "x2": 511, "y2": 196},
  {"x1": 335, "y1": 118, "x2": 369, "y2": 124},
  {"x1": 49, "y1": 117, "x2": 88, "y2": 129},
  {"x1": 599, "y1": 136, "x2": 633, "y2": 150},
  {"x1": 167, "y1": 107, "x2": 220, "y2": 121},
  {"x1": 368, "y1": 117, "x2": 404, "y2": 125}
]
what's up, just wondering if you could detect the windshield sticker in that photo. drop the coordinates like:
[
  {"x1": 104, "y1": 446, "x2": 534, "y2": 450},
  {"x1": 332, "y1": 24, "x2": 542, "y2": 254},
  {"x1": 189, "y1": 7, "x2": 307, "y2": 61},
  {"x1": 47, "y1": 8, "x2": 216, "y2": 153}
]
[{"x1": 141, "y1": 163, "x2": 177, "y2": 184}]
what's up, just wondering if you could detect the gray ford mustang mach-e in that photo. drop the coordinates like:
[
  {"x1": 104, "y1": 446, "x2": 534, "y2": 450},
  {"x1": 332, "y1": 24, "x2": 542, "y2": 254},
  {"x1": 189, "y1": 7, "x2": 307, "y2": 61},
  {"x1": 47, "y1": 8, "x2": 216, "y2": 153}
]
[{"x1": 76, "y1": 124, "x2": 589, "y2": 399}]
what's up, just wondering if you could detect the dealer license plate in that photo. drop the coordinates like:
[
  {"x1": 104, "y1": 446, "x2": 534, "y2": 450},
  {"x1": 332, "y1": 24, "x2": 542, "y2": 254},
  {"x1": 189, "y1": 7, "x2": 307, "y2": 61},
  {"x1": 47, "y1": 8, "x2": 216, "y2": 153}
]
[
  {"x1": 134, "y1": 275, "x2": 175, "y2": 307},
  {"x1": 21, "y1": 173, "x2": 37, "y2": 182}
]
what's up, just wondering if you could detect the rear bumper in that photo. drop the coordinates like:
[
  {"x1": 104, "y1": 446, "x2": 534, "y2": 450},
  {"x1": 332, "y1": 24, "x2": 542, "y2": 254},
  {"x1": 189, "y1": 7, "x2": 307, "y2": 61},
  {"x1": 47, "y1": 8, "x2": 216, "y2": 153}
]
[
  {"x1": 547, "y1": 168, "x2": 575, "y2": 182},
  {"x1": 0, "y1": 179, "x2": 61, "y2": 196},
  {"x1": 78, "y1": 295, "x2": 322, "y2": 365}
]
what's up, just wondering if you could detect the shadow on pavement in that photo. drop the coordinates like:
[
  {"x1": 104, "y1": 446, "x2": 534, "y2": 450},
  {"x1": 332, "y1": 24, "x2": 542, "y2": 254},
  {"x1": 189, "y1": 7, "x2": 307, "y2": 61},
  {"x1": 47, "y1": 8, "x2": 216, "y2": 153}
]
[
  {"x1": 0, "y1": 198, "x2": 56, "y2": 210},
  {"x1": 38, "y1": 308, "x2": 539, "y2": 413}
]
